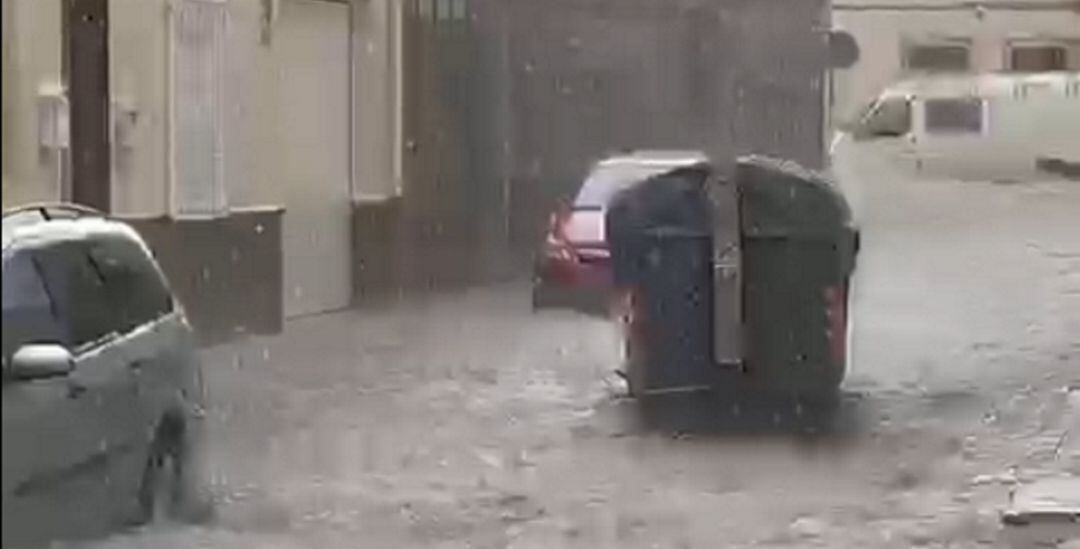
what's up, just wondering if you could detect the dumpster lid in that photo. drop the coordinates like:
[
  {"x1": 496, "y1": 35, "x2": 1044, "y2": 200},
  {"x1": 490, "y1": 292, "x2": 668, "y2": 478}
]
[
  {"x1": 735, "y1": 155, "x2": 854, "y2": 236},
  {"x1": 606, "y1": 163, "x2": 714, "y2": 238}
]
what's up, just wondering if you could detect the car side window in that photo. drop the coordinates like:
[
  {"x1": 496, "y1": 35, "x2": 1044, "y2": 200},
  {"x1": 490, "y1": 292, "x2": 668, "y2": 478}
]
[
  {"x1": 32, "y1": 242, "x2": 120, "y2": 351},
  {"x1": 89, "y1": 236, "x2": 174, "y2": 333},
  {"x1": 924, "y1": 97, "x2": 983, "y2": 135},
  {"x1": 1, "y1": 250, "x2": 64, "y2": 361}
]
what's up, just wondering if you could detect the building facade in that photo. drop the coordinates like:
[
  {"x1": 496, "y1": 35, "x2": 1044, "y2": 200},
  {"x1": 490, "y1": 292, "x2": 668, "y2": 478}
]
[
  {"x1": 832, "y1": 0, "x2": 1080, "y2": 125},
  {"x1": 2, "y1": 0, "x2": 403, "y2": 342},
  {"x1": 4, "y1": 0, "x2": 837, "y2": 342}
]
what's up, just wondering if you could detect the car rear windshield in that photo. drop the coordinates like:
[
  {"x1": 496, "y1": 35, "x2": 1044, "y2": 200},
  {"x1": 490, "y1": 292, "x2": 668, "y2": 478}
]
[{"x1": 573, "y1": 164, "x2": 681, "y2": 209}]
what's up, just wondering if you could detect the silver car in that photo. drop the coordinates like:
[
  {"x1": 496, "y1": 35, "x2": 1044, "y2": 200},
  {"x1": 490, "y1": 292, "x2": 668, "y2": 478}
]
[{"x1": 2, "y1": 204, "x2": 207, "y2": 546}]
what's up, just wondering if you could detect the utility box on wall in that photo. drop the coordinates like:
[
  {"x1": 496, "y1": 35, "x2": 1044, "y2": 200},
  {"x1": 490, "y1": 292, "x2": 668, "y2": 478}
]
[{"x1": 36, "y1": 87, "x2": 69, "y2": 152}]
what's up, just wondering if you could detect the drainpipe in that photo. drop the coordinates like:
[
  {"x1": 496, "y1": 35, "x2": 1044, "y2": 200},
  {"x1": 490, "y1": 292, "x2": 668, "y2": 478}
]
[{"x1": 348, "y1": 0, "x2": 357, "y2": 202}]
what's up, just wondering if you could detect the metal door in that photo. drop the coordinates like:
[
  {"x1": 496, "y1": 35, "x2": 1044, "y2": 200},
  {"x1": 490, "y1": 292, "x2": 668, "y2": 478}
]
[
  {"x1": 64, "y1": 0, "x2": 111, "y2": 211},
  {"x1": 399, "y1": 0, "x2": 474, "y2": 289}
]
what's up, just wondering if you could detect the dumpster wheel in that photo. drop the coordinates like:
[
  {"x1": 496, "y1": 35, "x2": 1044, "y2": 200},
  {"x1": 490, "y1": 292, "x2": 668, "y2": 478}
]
[{"x1": 623, "y1": 337, "x2": 648, "y2": 399}]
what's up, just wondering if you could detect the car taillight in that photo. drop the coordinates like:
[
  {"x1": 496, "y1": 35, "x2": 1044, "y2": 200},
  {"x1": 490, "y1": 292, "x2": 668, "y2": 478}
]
[
  {"x1": 824, "y1": 284, "x2": 848, "y2": 365},
  {"x1": 550, "y1": 245, "x2": 576, "y2": 262},
  {"x1": 544, "y1": 210, "x2": 579, "y2": 263}
]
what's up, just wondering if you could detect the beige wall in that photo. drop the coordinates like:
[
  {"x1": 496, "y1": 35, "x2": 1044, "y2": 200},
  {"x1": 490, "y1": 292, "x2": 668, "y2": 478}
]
[
  {"x1": 222, "y1": 0, "x2": 283, "y2": 209},
  {"x1": 226, "y1": 0, "x2": 400, "y2": 205},
  {"x1": 263, "y1": 0, "x2": 355, "y2": 316},
  {"x1": 833, "y1": 6, "x2": 1080, "y2": 124},
  {"x1": 1, "y1": 0, "x2": 64, "y2": 208},
  {"x1": 109, "y1": 0, "x2": 290, "y2": 216},
  {"x1": 109, "y1": 0, "x2": 170, "y2": 216},
  {"x1": 352, "y1": 0, "x2": 400, "y2": 200},
  {"x1": 2, "y1": 0, "x2": 400, "y2": 213}
]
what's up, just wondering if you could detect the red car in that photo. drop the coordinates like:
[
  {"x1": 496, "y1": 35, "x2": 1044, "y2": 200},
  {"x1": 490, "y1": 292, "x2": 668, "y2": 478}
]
[{"x1": 532, "y1": 151, "x2": 709, "y2": 315}]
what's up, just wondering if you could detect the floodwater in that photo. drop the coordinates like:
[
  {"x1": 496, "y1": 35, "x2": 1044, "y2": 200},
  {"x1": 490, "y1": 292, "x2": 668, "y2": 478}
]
[{"x1": 56, "y1": 158, "x2": 1080, "y2": 548}]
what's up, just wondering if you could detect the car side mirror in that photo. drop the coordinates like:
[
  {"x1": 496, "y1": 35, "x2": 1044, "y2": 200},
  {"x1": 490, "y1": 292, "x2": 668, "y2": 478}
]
[{"x1": 9, "y1": 344, "x2": 74, "y2": 381}]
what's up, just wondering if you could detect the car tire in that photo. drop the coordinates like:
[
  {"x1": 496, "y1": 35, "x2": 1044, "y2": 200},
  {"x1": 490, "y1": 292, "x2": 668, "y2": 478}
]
[
  {"x1": 133, "y1": 418, "x2": 192, "y2": 525},
  {"x1": 134, "y1": 447, "x2": 178, "y2": 525}
]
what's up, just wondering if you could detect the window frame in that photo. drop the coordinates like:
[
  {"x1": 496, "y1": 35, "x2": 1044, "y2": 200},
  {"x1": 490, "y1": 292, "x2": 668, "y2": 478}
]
[
  {"x1": 902, "y1": 40, "x2": 972, "y2": 73},
  {"x1": 1006, "y1": 41, "x2": 1070, "y2": 72}
]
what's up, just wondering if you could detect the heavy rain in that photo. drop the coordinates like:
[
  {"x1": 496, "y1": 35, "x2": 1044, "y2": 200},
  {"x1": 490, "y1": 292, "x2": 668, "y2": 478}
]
[{"x1": 2, "y1": 0, "x2": 1079, "y2": 548}]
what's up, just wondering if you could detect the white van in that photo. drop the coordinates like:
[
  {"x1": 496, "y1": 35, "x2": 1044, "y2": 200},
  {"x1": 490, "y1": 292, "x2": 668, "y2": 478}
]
[{"x1": 837, "y1": 72, "x2": 1080, "y2": 181}]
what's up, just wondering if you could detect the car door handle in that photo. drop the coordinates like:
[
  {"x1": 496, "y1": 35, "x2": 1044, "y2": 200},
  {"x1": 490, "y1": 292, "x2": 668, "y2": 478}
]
[{"x1": 128, "y1": 360, "x2": 145, "y2": 372}]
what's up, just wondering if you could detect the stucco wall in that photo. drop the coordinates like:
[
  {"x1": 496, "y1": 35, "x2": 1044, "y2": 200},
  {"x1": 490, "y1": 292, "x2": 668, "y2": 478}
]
[
  {"x1": 352, "y1": 0, "x2": 400, "y2": 200},
  {"x1": 109, "y1": 0, "x2": 170, "y2": 215},
  {"x1": 1, "y1": 0, "x2": 64, "y2": 208},
  {"x1": 3, "y1": 0, "x2": 393, "y2": 213},
  {"x1": 108, "y1": 0, "x2": 288, "y2": 216}
]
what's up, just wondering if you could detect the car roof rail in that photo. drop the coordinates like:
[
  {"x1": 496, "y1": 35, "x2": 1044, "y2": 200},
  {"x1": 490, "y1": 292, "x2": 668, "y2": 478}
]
[{"x1": 2, "y1": 202, "x2": 107, "y2": 221}]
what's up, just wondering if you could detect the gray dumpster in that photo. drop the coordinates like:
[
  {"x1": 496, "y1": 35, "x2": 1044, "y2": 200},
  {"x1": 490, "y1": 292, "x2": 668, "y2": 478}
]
[
  {"x1": 608, "y1": 156, "x2": 859, "y2": 407},
  {"x1": 607, "y1": 164, "x2": 715, "y2": 396},
  {"x1": 736, "y1": 155, "x2": 859, "y2": 401}
]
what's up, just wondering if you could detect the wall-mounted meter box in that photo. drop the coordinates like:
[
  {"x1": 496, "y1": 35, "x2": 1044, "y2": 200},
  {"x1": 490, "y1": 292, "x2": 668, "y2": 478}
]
[{"x1": 37, "y1": 84, "x2": 69, "y2": 151}]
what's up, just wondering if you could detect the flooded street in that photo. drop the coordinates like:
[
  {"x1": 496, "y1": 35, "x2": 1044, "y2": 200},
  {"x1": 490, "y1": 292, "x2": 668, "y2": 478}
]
[
  {"x1": 65, "y1": 168, "x2": 1080, "y2": 549},
  {"x1": 6, "y1": 1, "x2": 1079, "y2": 547}
]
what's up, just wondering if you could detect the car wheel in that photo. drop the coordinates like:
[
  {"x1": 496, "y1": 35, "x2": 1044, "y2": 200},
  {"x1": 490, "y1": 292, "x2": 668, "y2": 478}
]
[
  {"x1": 135, "y1": 447, "x2": 178, "y2": 524},
  {"x1": 133, "y1": 420, "x2": 190, "y2": 525}
]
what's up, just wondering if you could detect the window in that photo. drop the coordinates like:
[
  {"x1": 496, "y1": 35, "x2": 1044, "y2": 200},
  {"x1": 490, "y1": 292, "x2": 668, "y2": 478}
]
[
  {"x1": 172, "y1": 0, "x2": 227, "y2": 217},
  {"x1": 924, "y1": 98, "x2": 983, "y2": 134},
  {"x1": 32, "y1": 242, "x2": 119, "y2": 351},
  {"x1": 2, "y1": 251, "x2": 63, "y2": 360},
  {"x1": 575, "y1": 165, "x2": 683, "y2": 209},
  {"x1": 89, "y1": 237, "x2": 174, "y2": 333},
  {"x1": 905, "y1": 44, "x2": 970, "y2": 72},
  {"x1": 1009, "y1": 45, "x2": 1067, "y2": 72}
]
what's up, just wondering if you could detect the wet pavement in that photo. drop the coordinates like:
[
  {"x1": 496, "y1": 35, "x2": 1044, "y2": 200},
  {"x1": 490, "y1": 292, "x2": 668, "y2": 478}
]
[{"x1": 69, "y1": 165, "x2": 1080, "y2": 548}]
